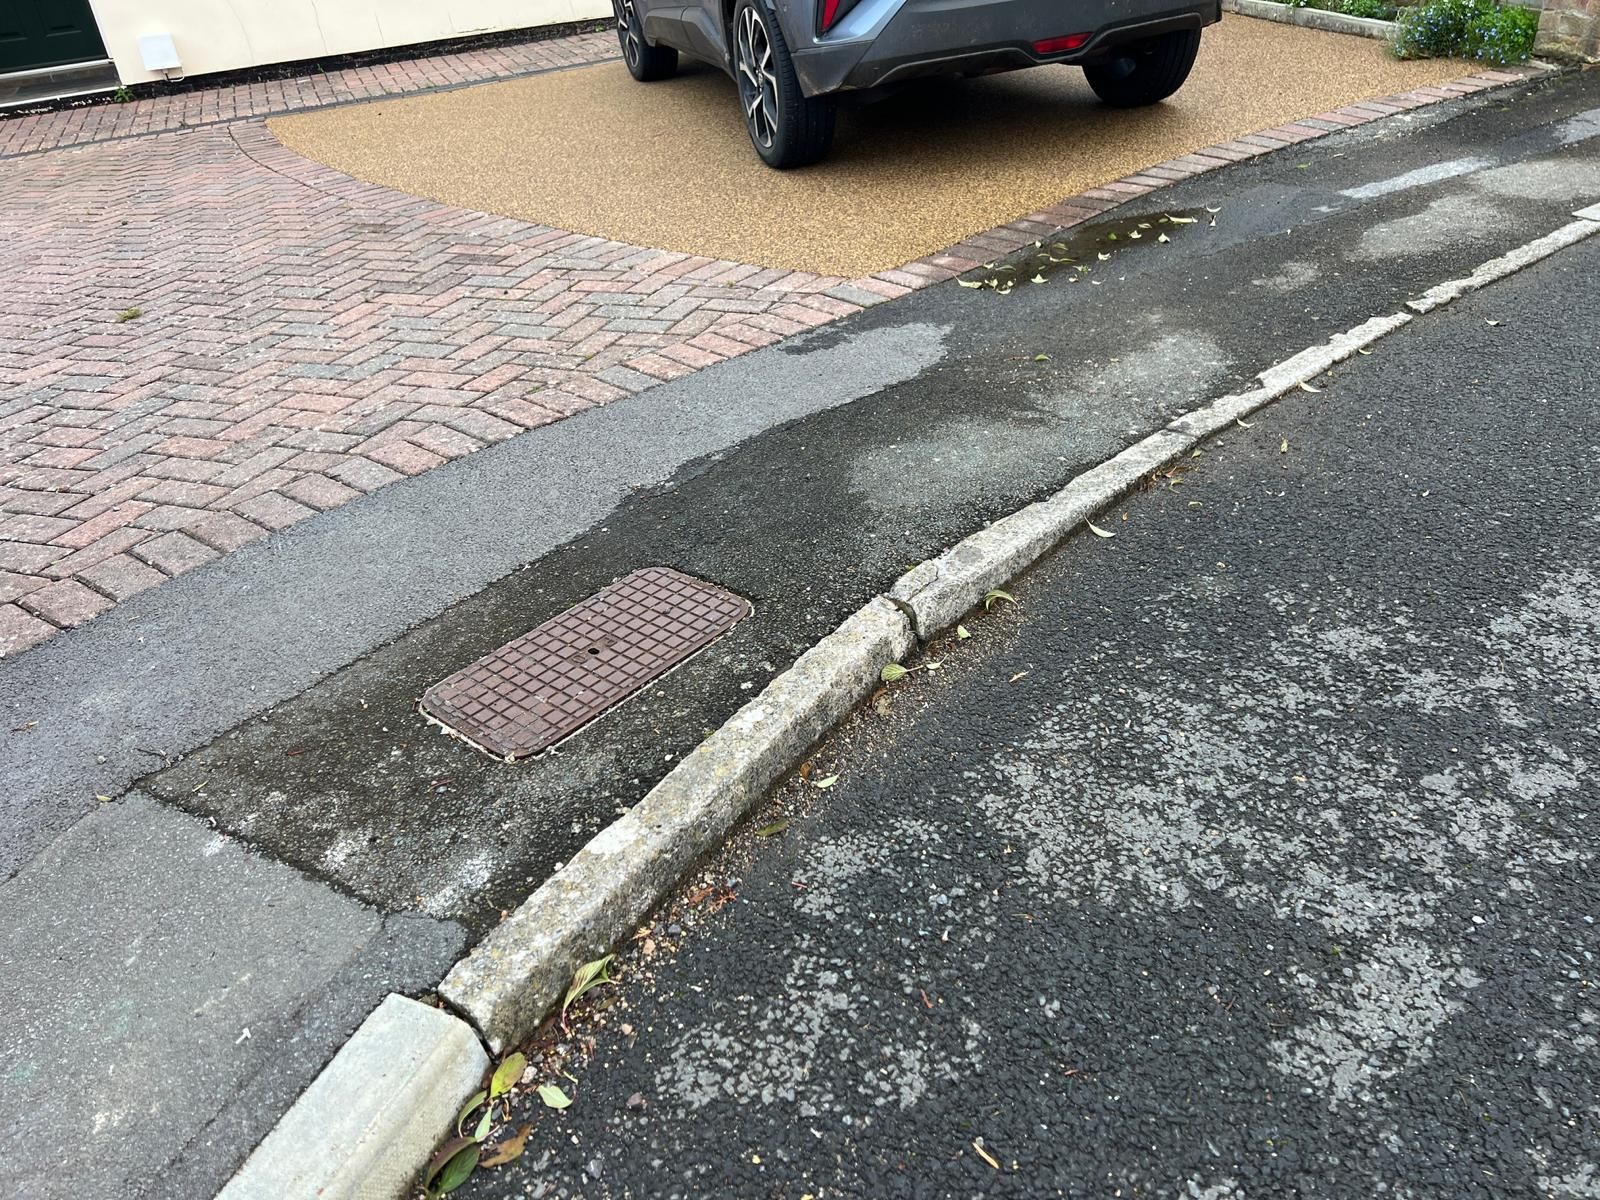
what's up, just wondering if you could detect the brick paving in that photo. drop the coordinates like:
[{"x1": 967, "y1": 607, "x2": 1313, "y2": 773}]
[{"x1": 0, "y1": 24, "x2": 1549, "y2": 658}]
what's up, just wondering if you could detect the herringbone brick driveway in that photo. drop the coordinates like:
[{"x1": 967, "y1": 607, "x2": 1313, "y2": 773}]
[
  {"x1": 0, "y1": 119, "x2": 909, "y2": 654},
  {"x1": 0, "y1": 26, "x2": 1544, "y2": 657}
]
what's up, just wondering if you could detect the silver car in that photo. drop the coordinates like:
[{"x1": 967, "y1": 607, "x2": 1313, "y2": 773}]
[{"x1": 611, "y1": 0, "x2": 1221, "y2": 167}]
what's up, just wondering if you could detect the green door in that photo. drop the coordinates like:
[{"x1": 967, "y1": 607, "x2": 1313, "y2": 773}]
[{"x1": 0, "y1": 1, "x2": 108, "y2": 74}]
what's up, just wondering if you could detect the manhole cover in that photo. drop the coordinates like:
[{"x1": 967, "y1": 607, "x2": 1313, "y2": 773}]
[{"x1": 420, "y1": 567, "x2": 751, "y2": 761}]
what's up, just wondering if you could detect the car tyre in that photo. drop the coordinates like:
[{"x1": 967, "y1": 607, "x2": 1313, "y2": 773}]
[
  {"x1": 1083, "y1": 29, "x2": 1202, "y2": 108},
  {"x1": 732, "y1": 0, "x2": 836, "y2": 168},
  {"x1": 614, "y1": 0, "x2": 678, "y2": 81}
]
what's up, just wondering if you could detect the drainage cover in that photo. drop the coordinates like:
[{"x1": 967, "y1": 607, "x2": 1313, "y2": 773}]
[{"x1": 420, "y1": 567, "x2": 751, "y2": 761}]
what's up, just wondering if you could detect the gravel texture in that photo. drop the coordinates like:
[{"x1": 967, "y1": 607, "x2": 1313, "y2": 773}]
[
  {"x1": 268, "y1": 19, "x2": 1471, "y2": 276},
  {"x1": 454, "y1": 237, "x2": 1600, "y2": 1198}
]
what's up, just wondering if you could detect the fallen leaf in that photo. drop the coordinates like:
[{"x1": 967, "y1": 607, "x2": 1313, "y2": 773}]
[
  {"x1": 1485, "y1": 318, "x2": 1501, "y2": 326},
  {"x1": 973, "y1": 1140, "x2": 1002, "y2": 1170},
  {"x1": 1087, "y1": 521, "x2": 1115, "y2": 539},
  {"x1": 490, "y1": 1052, "x2": 526, "y2": 1100},
  {"x1": 1169, "y1": 215, "x2": 1198, "y2": 224},
  {"x1": 880, "y1": 663, "x2": 908, "y2": 683},
  {"x1": 984, "y1": 588, "x2": 1015, "y2": 611},
  {"x1": 1235, "y1": 417, "x2": 1254, "y2": 428},
  {"x1": 1280, "y1": 438, "x2": 1290, "y2": 453},
  {"x1": 1205, "y1": 205, "x2": 1222, "y2": 213},
  {"x1": 1097, "y1": 252, "x2": 1111, "y2": 261},
  {"x1": 472, "y1": 1108, "x2": 493, "y2": 1143},
  {"x1": 536, "y1": 1084, "x2": 572, "y2": 1110},
  {"x1": 957, "y1": 625, "x2": 971, "y2": 640},
  {"x1": 562, "y1": 955, "x2": 614, "y2": 1018},
  {"x1": 425, "y1": 1138, "x2": 480, "y2": 1195},
  {"x1": 1030, "y1": 274, "x2": 1047, "y2": 284},
  {"x1": 479, "y1": 1124, "x2": 531, "y2": 1168},
  {"x1": 1157, "y1": 233, "x2": 1171, "y2": 243},
  {"x1": 957, "y1": 279, "x2": 983, "y2": 289},
  {"x1": 456, "y1": 1090, "x2": 489, "y2": 1135},
  {"x1": 813, "y1": 774, "x2": 839, "y2": 789},
  {"x1": 1357, "y1": 348, "x2": 1372, "y2": 355},
  {"x1": 1032, "y1": 353, "x2": 1050, "y2": 362},
  {"x1": 756, "y1": 818, "x2": 790, "y2": 837},
  {"x1": 1009, "y1": 671, "x2": 1030, "y2": 683},
  {"x1": 1298, "y1": 381, "x2": 1320, "y2": 393}
]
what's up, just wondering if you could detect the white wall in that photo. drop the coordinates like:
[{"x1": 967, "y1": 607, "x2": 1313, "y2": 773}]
[{"x1": 89, "y1": 0, "x2": 611, "y2": 85}]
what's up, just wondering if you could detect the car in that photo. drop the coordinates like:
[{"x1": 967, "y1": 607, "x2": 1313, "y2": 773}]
[{"x1": 610, "y1": 0, "x2": 1222, "y2": 168}]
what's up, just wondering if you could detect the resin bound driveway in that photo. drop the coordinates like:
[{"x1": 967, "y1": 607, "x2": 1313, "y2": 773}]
[{"x1": 0, "y1": 20, "x2": 1523, "y2": 659}]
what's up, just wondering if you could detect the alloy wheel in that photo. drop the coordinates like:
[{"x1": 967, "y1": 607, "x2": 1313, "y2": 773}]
[
  {"x1": 735, "y1": 6, "x2": 779, "y2": 150},
  {"x1": 614, "y1": 0, "x2": 643, "y2": 70}
]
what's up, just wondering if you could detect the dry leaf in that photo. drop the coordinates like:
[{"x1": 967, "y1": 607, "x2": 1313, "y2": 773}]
[
  {"x1": 479, "y1": 1124, "x2": 531, "y2": 1168},
  {"x1": 1087, "y1": 521, "x2": 1115, "y2": 539}
]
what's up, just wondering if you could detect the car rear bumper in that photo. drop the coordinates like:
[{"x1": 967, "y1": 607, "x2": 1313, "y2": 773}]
[{"x1": 789, "y1": 0, "x2": 1221, "y2": 95}]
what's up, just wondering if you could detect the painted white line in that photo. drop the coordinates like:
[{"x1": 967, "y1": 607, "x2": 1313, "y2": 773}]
[
  {"x1": 1409, "y1": 216, "x2": 1600, "y2": 313},
  {"x1": 1574, "y1": 201, "x2": 1600, "y2": 221},
  {"x1": 1339, "y1": 155, "x2": 1496, "y2": 200}
]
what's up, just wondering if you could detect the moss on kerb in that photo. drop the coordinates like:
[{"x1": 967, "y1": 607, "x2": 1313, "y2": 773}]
[{"x1": 439, "y1": 597, "x2": 914, "y2": 1052}]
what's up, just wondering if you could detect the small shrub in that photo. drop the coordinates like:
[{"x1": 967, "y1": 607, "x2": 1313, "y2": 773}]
[
  {"x1": 1391, "y1": 0, "x2": 1538, "y2": 63},
  {"x1": 1463, "y1": 2, "x2": 1539, "y2": 62},
  {"x1": 1339, "y1": 0, "x2": 1394, "y2": 19}
]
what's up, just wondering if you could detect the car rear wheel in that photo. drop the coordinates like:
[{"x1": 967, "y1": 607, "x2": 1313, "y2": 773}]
[
  {"x1": 733, "y1": 0, "x2": 836, "y2": 169},
  {"x1": 614, "y1": 0, "x2": 678, "y2": 81},
  {"x1": 1083, "y1": 29, "x2": 1201, "y2": 108}
]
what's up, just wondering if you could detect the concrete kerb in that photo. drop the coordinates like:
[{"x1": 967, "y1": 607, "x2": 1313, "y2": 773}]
[
  {"x1": 1408, "y1": 214, "x2": 1600, "y2": 311},
  {"x1": 1225, "y1": 0, "x2": 1398, "y2": 41},
  {"x1": 212, "y1": 215, "x2": 1600, "y2": 1200},
  {"x1": 218, "y1": 995, "x2": 488, "y2": 1200},
  {"x1": 439, "y1": 595, "x2": 916, "y2": 1053}
]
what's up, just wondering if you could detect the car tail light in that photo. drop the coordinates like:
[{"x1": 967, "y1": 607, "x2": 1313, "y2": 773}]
[
  {"x1": 818, "y1": 0, "x2": 862, "y2": 34},
  {"x1": 1033, "y1": 33, "x2": 1092, "y2": 53}
]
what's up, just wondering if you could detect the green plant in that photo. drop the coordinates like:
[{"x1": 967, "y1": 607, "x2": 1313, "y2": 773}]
[
  {"x1": 112, "y1": 86, "x2": 133, "y2": 103},
  {"x1": 1391, "y1": 0, "x2": 1537, "y2": 63},
  {"x1": 1339, "y1": 0, "x2": 1393, "y2": 19}
]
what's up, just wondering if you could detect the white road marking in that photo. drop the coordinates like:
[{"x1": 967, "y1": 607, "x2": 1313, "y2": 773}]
[{"x1": 1340, "y1": 156, "x2": 1495, "y2": 199}]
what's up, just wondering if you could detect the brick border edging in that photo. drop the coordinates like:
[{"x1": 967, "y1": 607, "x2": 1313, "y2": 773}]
[{"x1": 890, "y1": 61, "x2": 1557, "y2": 286}]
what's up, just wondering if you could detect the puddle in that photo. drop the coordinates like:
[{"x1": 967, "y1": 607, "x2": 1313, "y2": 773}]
[{"x1": 958, "y1": 207, "x2": 1217, "y2": 292}]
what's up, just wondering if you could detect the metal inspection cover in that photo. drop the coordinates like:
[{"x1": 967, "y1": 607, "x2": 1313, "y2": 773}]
[{"x1": 420, "y1": 567, "x2": 751, "y2": 761}]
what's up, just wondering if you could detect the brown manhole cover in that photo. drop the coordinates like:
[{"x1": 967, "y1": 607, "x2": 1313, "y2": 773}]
[{"x1": 420, "y1": 567, "x2": 751, "y2": 761}]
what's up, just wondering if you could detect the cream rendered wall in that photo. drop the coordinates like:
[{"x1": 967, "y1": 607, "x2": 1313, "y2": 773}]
[{"x1": 87, "y1": 0, "x2": 611, "y2": 85}]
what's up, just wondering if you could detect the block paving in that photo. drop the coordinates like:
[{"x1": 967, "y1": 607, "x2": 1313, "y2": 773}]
[{"x1": 0, "y1": 27, "x2": 1548, "y2": 657}]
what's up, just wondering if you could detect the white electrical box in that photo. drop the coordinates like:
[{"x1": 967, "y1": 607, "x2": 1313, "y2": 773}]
[{"x1": 137, "y1": 34, "x2": 181, "y2": 72}]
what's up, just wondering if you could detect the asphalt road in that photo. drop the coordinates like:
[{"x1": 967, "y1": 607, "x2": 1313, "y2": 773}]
[
  {"x1": 2, "y1": 64, "x2": 1596, "y2": 1200},
  {"x1": 459, "y1": 234, "x2": 1600, "y2": 1196}
]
